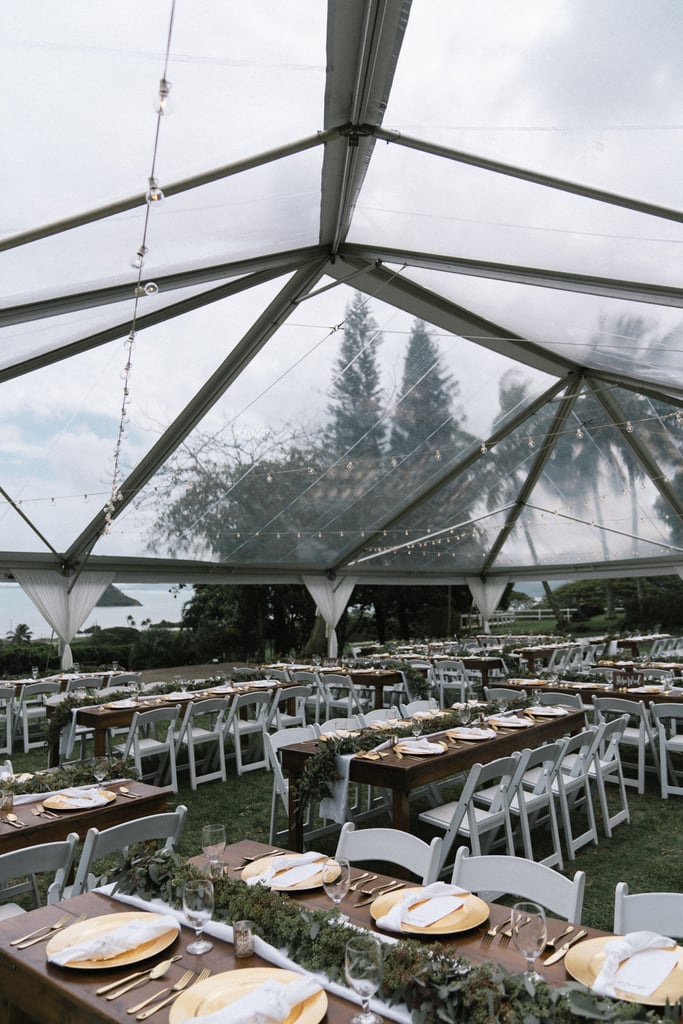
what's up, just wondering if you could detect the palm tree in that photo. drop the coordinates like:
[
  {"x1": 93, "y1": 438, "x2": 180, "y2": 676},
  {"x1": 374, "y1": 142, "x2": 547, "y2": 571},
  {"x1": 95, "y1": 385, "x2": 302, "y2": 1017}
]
[{"x1": 6, "y1": 623, "x2": 32, "y2": 644}]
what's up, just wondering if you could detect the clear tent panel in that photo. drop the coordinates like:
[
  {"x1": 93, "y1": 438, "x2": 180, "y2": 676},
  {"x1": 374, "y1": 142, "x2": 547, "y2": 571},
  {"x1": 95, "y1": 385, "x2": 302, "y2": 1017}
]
[
  {"x1": 93, "y1": 280, "x2": 556, "y2": 565},
  {"x1": 349, "y1": 143, "x2": 683, "y2": 285},
  {"x1": 1, "y1": 149, "x2": 324, "y2": 302},
  {"x1": 0, "y1": 273, "x2": 293, "y2": 553},
  {"x1": 385, "y1": 0, "x2": 683, "y2": 207},
  {"x1": 400, "y1": 267, "x2": 683, "y2": 394},
  {"x1": 1, "y1": 1, "x2": 326, "y2": 234}
]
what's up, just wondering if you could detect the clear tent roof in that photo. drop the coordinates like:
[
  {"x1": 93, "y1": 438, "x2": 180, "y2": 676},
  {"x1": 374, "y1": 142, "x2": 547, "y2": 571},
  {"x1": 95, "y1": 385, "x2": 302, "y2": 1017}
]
[{"x1": 2, "y1": 0, "x2": 682, "y2": 593}]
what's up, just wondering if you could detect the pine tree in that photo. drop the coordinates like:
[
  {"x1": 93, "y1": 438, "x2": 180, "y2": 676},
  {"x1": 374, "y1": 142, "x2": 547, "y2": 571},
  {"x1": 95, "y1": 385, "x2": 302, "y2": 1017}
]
[
  {"x1": 326, "y1": 292, "x2": 386, "y2": 460},
  {"x1": 390, "y1": 318, "x2": 459, "y2": 457}
]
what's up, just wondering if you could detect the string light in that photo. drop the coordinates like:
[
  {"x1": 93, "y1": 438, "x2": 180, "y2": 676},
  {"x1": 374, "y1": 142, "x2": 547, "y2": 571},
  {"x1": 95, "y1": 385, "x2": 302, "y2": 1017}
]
[{"x1": 103, "y1": 0, "x2": 176, "y2": 536}]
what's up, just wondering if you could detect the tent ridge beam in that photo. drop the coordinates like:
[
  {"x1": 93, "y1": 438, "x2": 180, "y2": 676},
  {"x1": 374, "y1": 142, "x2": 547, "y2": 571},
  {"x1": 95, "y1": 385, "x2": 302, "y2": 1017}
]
[{"x1": 373, "y1": 127, "x2": 683, "y2": 225}]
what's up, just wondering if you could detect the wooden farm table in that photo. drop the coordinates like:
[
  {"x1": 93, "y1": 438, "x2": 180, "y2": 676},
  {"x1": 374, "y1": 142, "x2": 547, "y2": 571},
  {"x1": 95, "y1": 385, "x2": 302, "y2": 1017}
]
[
  {"x1": 320, "y1": 667, "x2": 404, "y2": 709},
  {"x1": 0, "y1": 781, "x2": 168, "y2": 854},
  {"x1": 0, "y1": 887, "x2": 365, "y2": 1024},
  {"x1": 459, "y1": 656, "x2": 506, "y2": 688},
  {"x1": 504, "y1": 678, "x2": 683, "y2": 706},
  {"x1": 0, "y1": 840, "x2": 607, "y2": 1024},
  {"x1": 282, "y1": 710, "x2": 585, "y2": 851}
]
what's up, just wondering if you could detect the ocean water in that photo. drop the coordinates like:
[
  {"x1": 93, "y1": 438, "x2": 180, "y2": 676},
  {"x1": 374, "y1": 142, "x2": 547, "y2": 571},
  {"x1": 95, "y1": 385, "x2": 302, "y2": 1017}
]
[{"x1": 0, "y1": 582, "x2": 193, "y2": 640}]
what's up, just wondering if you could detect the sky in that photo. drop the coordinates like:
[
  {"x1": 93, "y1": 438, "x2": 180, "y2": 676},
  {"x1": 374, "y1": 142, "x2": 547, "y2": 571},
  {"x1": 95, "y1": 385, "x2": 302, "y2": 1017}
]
[{"x1": 0, "y1": 0, "x2": 681, "y2": 577}]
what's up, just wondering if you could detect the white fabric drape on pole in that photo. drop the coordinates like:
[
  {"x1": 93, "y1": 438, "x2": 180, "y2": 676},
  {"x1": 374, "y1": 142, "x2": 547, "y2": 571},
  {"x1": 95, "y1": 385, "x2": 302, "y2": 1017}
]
[
  {"x1": 13, "y1": 569, "x2": 115, "y2": 669},
  {"x1": 303, "y1": 576, "x2": 357, "y2": 658},
  {"x1": 466, "y1": 577, "x2": 509, "y2": 634}
]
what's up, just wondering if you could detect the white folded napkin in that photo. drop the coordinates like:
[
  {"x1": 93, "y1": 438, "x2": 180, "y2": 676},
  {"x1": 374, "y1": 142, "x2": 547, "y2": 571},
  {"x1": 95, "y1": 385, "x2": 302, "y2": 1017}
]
[
  {"x1": 182, "y1": 975, "x2": 322, "y2": 1024},
  {"x1": 528, "y1": 705, "x2": 568, "y2": 716},
  {"x1": 246, "y1": 851, "x2": 325, "y2": 888},
  {"x1": 396, "y1": 739, "x2": 444, "y2": 754},
  {"x1": 592, "y1": 931, "x2": 678, "y2": 997},
  {"x1": 48, "y1": 916, "x2": 180, "y2": 966},
  {"x1": 50, "y1": 787, "x2": 112, "y2": 809},
  {"x1": 376, "y1": 882, "x2": 468, "y2": 933},
  {"x1": 449, "y1": 727, "x2": 496, "y2": 740},
  {"x1": 488, "y1": 715, "x2": 532, "y2": 728}
]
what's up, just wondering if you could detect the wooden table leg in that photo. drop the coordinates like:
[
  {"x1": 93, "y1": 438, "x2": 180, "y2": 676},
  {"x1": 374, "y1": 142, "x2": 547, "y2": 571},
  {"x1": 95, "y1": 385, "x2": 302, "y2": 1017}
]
[{"x1": 391, "y1": 788, "x2": 411, "y2": 834}]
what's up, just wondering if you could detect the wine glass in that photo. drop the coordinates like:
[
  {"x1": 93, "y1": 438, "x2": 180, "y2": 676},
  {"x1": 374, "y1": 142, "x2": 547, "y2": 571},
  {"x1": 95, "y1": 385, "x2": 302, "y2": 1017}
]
[
  {"x1": 92, "y1": 757, "x2": 108, "y2": 789},
  {"x1": 321, "y1": 857, "x2": 351, "y2": 922},
  {"x1": 201, "y1": 823, "x2": 227, "y2": 878},
  {"x1": 31, "y1": 666, "x2": 39, "y2": 680},
  {"x1": 411, "y1": 715, "x2": 424, "y2": 737},
  {"x1": 511, "y1": 900, "x2": 547, "y2": 981},
  {"x1": 182, "y1": 878, "x2": 214, "y2": 954},
  {"x1": 458, "y1": 702, "x2": 472, "y2": 727},
  {"x1": 345, "y1": 934, "x2": 384, "y2": 1024}
]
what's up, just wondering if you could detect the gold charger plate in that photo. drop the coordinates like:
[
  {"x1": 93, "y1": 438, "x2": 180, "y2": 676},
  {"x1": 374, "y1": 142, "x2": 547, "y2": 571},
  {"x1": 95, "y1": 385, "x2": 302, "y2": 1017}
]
[
  {"x1": 43, "y1": 789, "x2": 117, "y2": 811},
  {"x1": 46, "y1": 912, "x2": 178, "y2": 969},
  {"x1": 242, "y1": 854, "x2": 325, "y2": 891},
  {"x1": 170, "y1": 968, "x2": 327, "y2": 1024},
  {"x1": 371, "y1": 886, "x2": 489, "y2": 935},
  {"x1": 565, "y1": 937, "x2": 683, "y2": 1006}
]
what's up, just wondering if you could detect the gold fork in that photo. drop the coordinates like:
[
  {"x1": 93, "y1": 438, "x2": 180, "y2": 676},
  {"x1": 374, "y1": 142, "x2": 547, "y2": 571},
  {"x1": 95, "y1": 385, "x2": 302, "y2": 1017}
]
[
  {"x1": 32, "y1": 802, "x2": 59, "y2": 820},
  {"x1": 136, "y1": 968, "x2": 211, "y2": 1020},
  {"x1": 16, "y1": 911, "x2": 87, "y2": 949},
  {"x1": 480, "y1": 913, "x2": 512, "y2": 947},
  {"x1": 349, "y1": 872, "x2": 376, "y2": 891},
  {"x1": 128, "y1": 969, "x2": 195, "y2": 1016},
  {"x1": 10, "y1": 911, "x2": 72, "y2": 947}
]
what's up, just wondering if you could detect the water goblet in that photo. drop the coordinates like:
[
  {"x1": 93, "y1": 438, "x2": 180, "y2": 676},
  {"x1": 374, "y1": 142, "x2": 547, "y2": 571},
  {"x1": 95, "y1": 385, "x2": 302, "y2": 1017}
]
[
  {"x1": 92, "y1": 757, "x2": 108, "y2": 788},
  {"x1": 201, "y1": 823, "x2": 227, "y2": 878},
  {"x1": 511, "y1": 900, "x2": 547, "y2": 981},
  {"x1": 411, "y1": 715, "x2": 424, "y2": 737},
  {"x1": 31, "y1": 666, "x2": 39, "y2": 680},
  {"x1": 321, "y1": 857, "x2": 351, "y2": 922},
  {"x1": 458, "y1": 703, "x2": 472, "y2": 727},
  {"x1": 182, "y1": 878, "x2": 214, "y2": 954},
  {"x1": 345, "y1": 933, "x2": 384, "y2": 1024}
]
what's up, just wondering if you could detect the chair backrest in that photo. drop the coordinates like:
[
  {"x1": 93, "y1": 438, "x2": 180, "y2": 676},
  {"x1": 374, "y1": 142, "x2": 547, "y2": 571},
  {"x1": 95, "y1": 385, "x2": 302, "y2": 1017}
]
[
  {"x1": 360, "y1": 707, "x2": 401, "y2": 726},
  {"x1": 335, "y1": 822, "x2": 443, "y2": 885},
  {"x1": 0, "y1": 833, "x2": 79, "y2": 908},
  {"x1": 400, "y1": 698, "x2": 438, "y2": 716},
  {"x1": 111, "y1": 673, "x2": 142, "y2": 687},
  {"x1": 515, "y1": 739, "x2": 565, "y2": 796},
  {"x1": 18, "y1": 681, "x2": 61, "y2": 703},
  {"x1": 592, "y1": 695, "x2": 652, "y2": 737},
  {"x1": 291, "y1": 671, "x2": 320, "y2": 685},
  {"x1": 267, "y1": 685, "x2": 311, "y2": 729},
  {"x1": 614, "y1": 881, "x2": 683, "y2": 937},
  {"x1": 322, "y1": 674, "x2": 365, "y2": 715},
  {"x1": 175, "y1": 696, "x2": 228, "y2": 744},
  {"x1": 64, "y1": 674, "x2": 106, "y2": 693},
  {"x1": 228, "y1": 690, "x2": 272, "y2": 722},
  {"x1": 318, "y1": 715, "x2": 363, "y2": 734},
  {"x1": 71, "y1": 806, "x2": 187, "y2": 896},
  {"x1": 537, "y1": 691, "x2": 584, "y2": 710},
  {"x1": 121, "y1": 704, "x2": 181, "y2": 757},
  {"x1": 452, "y1": 848, "x2": 585, "y2": 922},
  {"x1": 484, "y1": 686, "x2": 526, "y2": 702},
  {"x1": 558, "y1": 726, "x2": 601, "y2": 779},
  {"x1": 265, "y1": 669, "x2": 291, "y2": 682}
]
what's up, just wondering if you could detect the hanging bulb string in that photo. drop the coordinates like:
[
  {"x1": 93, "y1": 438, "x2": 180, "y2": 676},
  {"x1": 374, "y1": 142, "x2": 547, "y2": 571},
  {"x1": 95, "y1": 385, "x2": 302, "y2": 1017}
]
[{"x1": 104, "y1": 0, "x2": 176, "y2": 534}]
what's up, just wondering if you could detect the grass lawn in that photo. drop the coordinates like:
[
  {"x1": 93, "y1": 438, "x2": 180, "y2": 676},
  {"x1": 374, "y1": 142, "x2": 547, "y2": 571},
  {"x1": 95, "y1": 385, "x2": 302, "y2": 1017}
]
[{"x1": 10, "y1": 739, "x2": 682, "y2": 934}]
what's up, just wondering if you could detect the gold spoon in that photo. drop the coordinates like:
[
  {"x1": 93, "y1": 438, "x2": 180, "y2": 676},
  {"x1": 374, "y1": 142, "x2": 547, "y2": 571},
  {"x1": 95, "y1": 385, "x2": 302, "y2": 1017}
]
[
  {"x1": 5, "y1": 813, "x2": 25, "y2": 828},
  {"x1": 118, "y1": 787, "x2": 141, "y2": 799},
  {"x1": 105, "y1": 956, "x2": 182, "y2": 1000}
]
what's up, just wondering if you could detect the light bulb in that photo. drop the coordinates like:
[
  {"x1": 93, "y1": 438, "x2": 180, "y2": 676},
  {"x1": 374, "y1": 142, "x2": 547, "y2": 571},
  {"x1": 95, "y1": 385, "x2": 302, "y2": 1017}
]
[
  {"x1": 145, "y1": 177, "x2": 164, "y2": 203},
  {"x1": 154, "y1": 78, "x2": 174, "y2": 116},
  {"x1": 130, "y1": 245, "x2": 148, "y2": 269}
]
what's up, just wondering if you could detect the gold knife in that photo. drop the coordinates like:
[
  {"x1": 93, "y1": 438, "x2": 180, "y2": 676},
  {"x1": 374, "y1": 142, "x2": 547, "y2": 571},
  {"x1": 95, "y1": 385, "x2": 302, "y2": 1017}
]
[
  {"x1": 543, "y1": 928, "x2": 588, "y2": 965},
  {"x1": 355, "y1": 881, "x2": 405, "y2": 908}
]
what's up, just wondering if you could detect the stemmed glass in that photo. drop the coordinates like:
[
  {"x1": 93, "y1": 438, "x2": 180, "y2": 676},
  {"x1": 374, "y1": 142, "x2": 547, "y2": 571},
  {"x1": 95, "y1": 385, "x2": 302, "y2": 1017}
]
[
  {"x1": 411, "y1": 715, "x2": 424, "y2": 738},
  {"x1": 321, "y1": 857, "x2": 351, "y2": 922},
  {"x1": 182, "y1": 878, "x2": 214, "y2": 954},
  {"x1": 511, "y1": 900, "x2": 547, "y2": 981},
  {"x1": 201, "y1": 823, "x2": 227, "y2": 878},
  {"x1": 345, "y1": 934, "x2": 384, "y2": 1024},
  {"x1": 92, "y1": 757, "x2": 108, "y2": 791}
]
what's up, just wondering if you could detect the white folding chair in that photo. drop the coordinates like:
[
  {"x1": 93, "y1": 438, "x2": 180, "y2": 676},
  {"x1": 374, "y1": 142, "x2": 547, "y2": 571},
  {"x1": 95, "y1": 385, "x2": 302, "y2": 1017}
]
[
  {"x1": 335, "y1": 822, "x2": 443, "y2": 885},
  {"x1": 264, "y1": 725, "x2": 320, "y2": 845},
  {"x1": 614, "y1": 881, "x2": 683, "y2": 938},
  {"x1": 174, "y1": 697, "x2": 229, "y2": 790},
  {"x1": 70, "y1": 806, "x2": 187, "y2": 896},
  {"x1": 592, "y1": 695, "x2": 658, "y2": 794},
  {"x1": 399, "y1": 698, "x2": 439, "y2": 717},
  {"x1": 452, "y1": 848, "x2": 585, "y2": 923},
  {"x1": 359, "y1": 707, "x2": 401, "y2": 727},
  {"x1": 267, "y1": 685, "x2": 311, "y2": 731},
  {"x1": 650, "y1": 702, "x2": 683, "y2": 798},
  {"x1": 484, "y1": 686, "x2": 527, "y2": 704},
  {"x1": 13, "y1": 681, "x2": 61, "y2": 752},
  {"x1": 505, "y1": 740, "x2": 565, "y2": 868},
  {"x1": 111, "y1": 704, "x2": 181, "y2": 792},
  {"x1": 0, "y1": 833, "x2": 79, "y2": 919},
  {"x1": 588, "y1": 715, "x2": 630, "y2": 836},
  {"x1": 291, "y1": 671, "x2": 326, "y2": 724},
  {"x1": 432, "y1": 660, "x2": 473, "y2": 706},
  {"x1": 223, "y1": 691, "x2": 271, "y2": 774},
  {"x1": 317, "y1": 714, "x2": 364, "y2": 735},
  {"x1": 321, "y1": 674, "x2": 368, "y2": 718},
  {"x1": 553, "y1": 727, "x2": 601, "y2": 860},
  {"x1": 418, "y1": 754, "x2": 517, "y2": 876},
  {"x1": 0, "y1": 686, "x2": 14, "y2": 756},
  {"x1": 63, "y1": 674, "x2": 106, "y2": 694}
]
